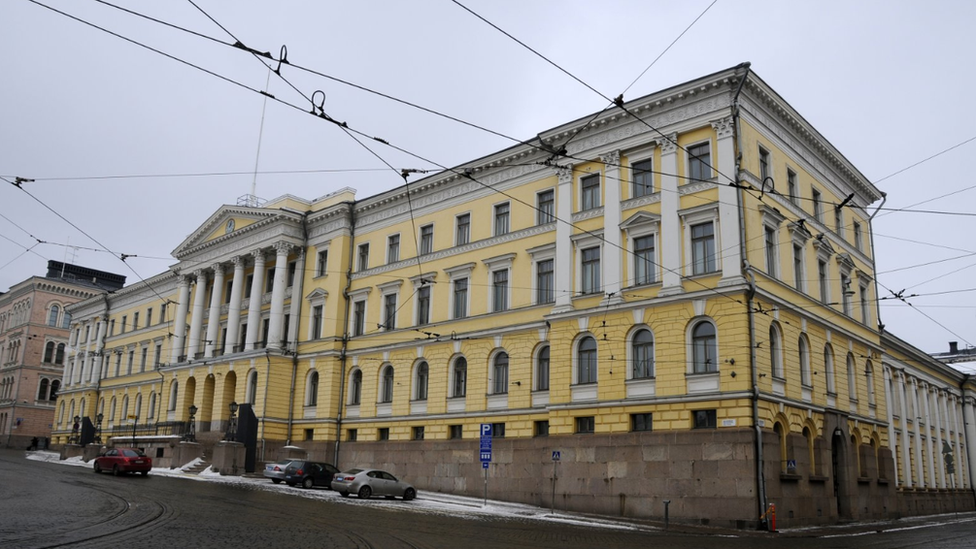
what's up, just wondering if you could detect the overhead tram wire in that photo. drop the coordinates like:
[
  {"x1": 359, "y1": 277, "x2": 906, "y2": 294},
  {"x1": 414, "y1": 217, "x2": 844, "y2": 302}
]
[
  {"x1": 872, "y1": 134, "x2": 976, "y2": 187},
  {"x1": 0, "y1": 167, "x2": 396, "y2": 183}
]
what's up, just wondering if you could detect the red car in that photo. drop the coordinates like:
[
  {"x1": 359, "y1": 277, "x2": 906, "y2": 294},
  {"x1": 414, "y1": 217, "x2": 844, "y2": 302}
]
[{"x1": 93, "y1": 448, "x2": 152, "y2": 476}]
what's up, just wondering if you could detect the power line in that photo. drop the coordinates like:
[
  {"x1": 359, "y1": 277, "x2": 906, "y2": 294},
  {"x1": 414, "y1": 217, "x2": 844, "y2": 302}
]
[
  {"x1": 1, "y1": 167, "x2": 397, "y2": 182},
  {"x1": 873, "y1": 134, "x2": 976, "y2": 186}
]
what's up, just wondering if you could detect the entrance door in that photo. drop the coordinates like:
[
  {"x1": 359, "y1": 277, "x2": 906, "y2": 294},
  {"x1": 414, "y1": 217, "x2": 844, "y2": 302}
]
[{"x1": 831, "y1": 432, "x2": 845, "y2": 517}]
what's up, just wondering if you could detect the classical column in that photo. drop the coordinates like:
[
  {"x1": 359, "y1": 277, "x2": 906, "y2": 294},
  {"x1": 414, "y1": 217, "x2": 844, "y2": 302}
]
[
  {"x1": 552, "y1": 166, "x2": 574, "y2": 313},
  {"x1": 910, "y1": 378, "x2": 925, "y2": 487},
  {"x1": 204, "y1": 263, "x2": 225, "y2": 358},
  {"x1": 171, "y1": 275, "x2": 191, "y2": 363},
  {"x1": 899, "y1": 372, "x2": 912, "y2": 487},
  {"x1": 601, "y1": 150, "x2": 623, "y2": 304},
  {"x1": 90, "y1": 320, "x2": 106, "y2": 383},
  {"x1": 266, "y1": 242, "x2": 292, "y2": 350},
  {"x1": 931, "y1": 388, "x2": 947, "y2": 488},
  {"x1": 286, "y1": 251, "x2": 306, "y2": 349},
  {"x1": 963, "y1": 396, "x2": 976, "y2": 491},
  {"x1": 954, "y1": 396, "x2": 968, "y2": 488},
  {"x1": 712, "y1": 117, "x2": 743, "y2": 286},
  {"x1": 187, "y1": 270, "x2": 208, "y2": 359},
  {"x1": 245, "y1": 250, "x2": 267, "y2": 350},
  {"x1": 883, "y1": 367, "x2": 899, "y2": 487},
  {"x1": 658, "y1": 135, "x2": 683, "y2": 296},
  {"x1": 225, "y1": 256, "x2": 246, "y2": 353},
  {"x1": 920, "y1": 382, "x2": 937, "y2": 488}
]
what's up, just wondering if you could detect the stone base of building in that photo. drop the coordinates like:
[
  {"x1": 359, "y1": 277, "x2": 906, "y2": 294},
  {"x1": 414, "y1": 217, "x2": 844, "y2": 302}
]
[{"x1": 897, "y1": 489, "x2": 976, "y2": 516}]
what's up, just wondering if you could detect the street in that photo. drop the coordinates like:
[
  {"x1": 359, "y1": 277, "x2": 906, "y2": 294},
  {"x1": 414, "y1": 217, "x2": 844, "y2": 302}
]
[{"x1": 2, "y1": 449, "x2": 975, "y2": 548}]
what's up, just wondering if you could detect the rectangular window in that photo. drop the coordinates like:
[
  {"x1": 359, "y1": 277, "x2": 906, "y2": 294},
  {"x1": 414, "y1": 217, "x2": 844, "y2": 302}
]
[
  {"x1": 581, "y1": 246, "x2": 601, "y2": 294},
  {"x1": 126, "y1": 350, "x2": 134, "y2": 375},
  {"x1": 787, "y1": 169, "x2": 798, "y2": 205},
  {"x1": 634, "y1": 235, "x2": 655, "y2": 285},
  {"x1": 387, "y1": 234, "x2": 400, "y2": 264},
  {"x1": 793, "y1": 244, "x2": 804, "y2": 292},
  {"x1": 132, "y1": 312, "x2": 139, "y2": 330},
  {"x1": 413, "y1": 426, "x2": 425, "y2": 440},
  {"x1": 245, "y1": 274, "x2": 253, "y2": 298},
  {"x1": 304, "y1": 428, "x2": 314, "y2": 441},
  {"x1": 835, "y1": 206, "x2": 844, "y2": 238},
  {"x1": 765, "y1": 226, "x2": 778, "y2": 277},
  {"x1": 353, "y1": 300, "x2": 366, "y2": 337},
  {"x1": 224, "y1": 281, "x2": 233, "y2": 303},
  {"x1": 450, "y1": 425, "x2": 463, "y2": 439},
  {"x1": 416, "y1": 286, "x2": 431, "y2": 325},
  {"x1": 691, "y1": 222, "x2": 716, "y2": 275},
  {"x1": 262, "y1": 318, "x2": 270, "y2": 347},
  {"x1": 311, "y1": 305, "x2": 323, "y2": 339},
  {"x1": 383, "y1": 293, "x2": 397, "y2": 330},
  {"x1": 537, "y1": 190, "x2": 554, "y2": 224},
  {"x1": 492, "y1": 270, "x2": 509, "y2": 312},
  {"x1": 358, "y1": 244, "x2": 370, "y2": 271},
  {"x1": 420, "y1": 225, "x2": 434, "y2": 255},
  {"x1": 581, "y1": 174, "x2": 600, "y2": 210},
  {"x1": 146, "y1": 308, "x2": 153, "y2": 326},
  {"x1": 317, "y1": 249, "x2": 328, "y2": 276},
  {"x1": 812, "y1": 188, "x2": 823, "y2": 223},
  {"x1": 632, "y1": 413, "x2": 653, "y2": 432},
  {"x1": 632, "y1": 159, "x2": 654, "y2": 197},
  {"x1": 536, "y1": 259, "x2": 554, "y2": 304},
  {"x1": 378, "y1": 427, "x2": 389, "y2": 441},
  {"x1": 576, "y1": 416, "x2": 595, "y2": 434},
  {"x1": 266, "y1": 269, "x2": 274, "y2": 293},
  {"x1": 347, "y1": 428, "x2": 358, "y2": 442},
  {"x1": 140, "y1": 348, "x2": 147, "y2": 372},
  {"x1": 693, "y1": 409, "x2": 717, "y2": 429},
  {"x1": 853, "y1": 222, "x2": 863, "y2": 251},
  {"x1": 494, "y1": 203, "x2": 510, "y2": 236},
  {"x1": 534, "y1": 420, "x2": 549, "y2": 437},
  {"x1": 758, "y1": 146, "x2": 770, "y2": 182},
  {"x1": 114, "y1": 353, "x2": 121, "y2": 377},
  {"x1": 818, "y1": 260, "x2": 829, "y2": 303},
  {"x1": 841, "y1": 273, "x2": 853, "y2": 316},
  {"x1": 491, "y1": 423, "x2": 506, "y2": 438},
  {"x1": 287, "y1": 261, "x2": 297, "y2": 287},
  {"x1": 688, "y1": 142, "x2": 711, "y2": 182},
  {"x1": 160, "y1": 303, "x2": 167, "y2": 324},
  {"x1": 456, "y1": 213, "x2": 470, "y2": 245},
  {"x1": 860, "y1": 284, "x2": 870, "y2": 325},
  {"x1": 109, "y1": 320, "x2": 115, "y2": 337},
  {"x1": 453, "y1": 278, "x2": 468, "y2": 319},
  {"x1": 154, "y1": 343, "x2": 162, "y2": 367},
  {"x1": 121, "y1": 316, "x2": 127, "y2": 334}
]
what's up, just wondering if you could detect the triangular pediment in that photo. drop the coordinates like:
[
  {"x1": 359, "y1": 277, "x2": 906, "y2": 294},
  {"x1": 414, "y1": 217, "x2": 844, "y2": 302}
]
[
  {"x1": 620, "y1": 210, "x2": 661, "y2": 230},
  {"x1": 172, "y1": 205, "x2": 284, "y2": 259},
  {"x1": 305, "y1": 288, "x2": 329, "y2": 301}
]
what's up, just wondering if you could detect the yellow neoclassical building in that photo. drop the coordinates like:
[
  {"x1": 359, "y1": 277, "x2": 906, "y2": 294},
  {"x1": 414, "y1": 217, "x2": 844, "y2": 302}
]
[{"x1": 56, "y1": 65, "x2": 976, "y2": 527}]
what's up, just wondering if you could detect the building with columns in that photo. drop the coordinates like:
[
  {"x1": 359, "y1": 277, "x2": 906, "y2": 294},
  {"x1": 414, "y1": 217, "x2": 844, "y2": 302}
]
[{"x1": 55, "y1": 64, "x2": 976, "y2": 527}]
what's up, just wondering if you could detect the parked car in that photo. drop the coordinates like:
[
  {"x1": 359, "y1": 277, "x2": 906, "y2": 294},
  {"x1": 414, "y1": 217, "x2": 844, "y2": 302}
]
[
  {"x1": 331, "y1": 468, "x2": 416, "y2": 500},
  {"x1": 93, "y1": 448, "x2": 152, "y2": 476},
  {"x1": 263, "y1": 459, "x2": 296, "y2": 484},
  {"x1": 283, "y1": 461, "x2": 340, "y2": 489}
]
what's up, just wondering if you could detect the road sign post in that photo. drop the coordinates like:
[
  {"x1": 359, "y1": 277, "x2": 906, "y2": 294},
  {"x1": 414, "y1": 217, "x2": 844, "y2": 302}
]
[
  {"x1": 550, "y1": 450, "x2": 561, "y2": 515},
  {"x1": 480, "y1": 424, "x2": 492, "y2": 507}
]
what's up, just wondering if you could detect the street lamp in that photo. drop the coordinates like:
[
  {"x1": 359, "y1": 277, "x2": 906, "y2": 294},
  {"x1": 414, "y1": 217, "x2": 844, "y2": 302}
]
[
  {"x1": 95, "y1": 413, "x2": 104, "y2": 444},
  {"x1": 185, "y1": 404, "x2": 198, "y2": 442},
  {"x1": 225, "y1": 401, "x2": 239, "y2": 442},
  {"x1": 71, "y1": 416, "x2": 80, "y2": 444}
]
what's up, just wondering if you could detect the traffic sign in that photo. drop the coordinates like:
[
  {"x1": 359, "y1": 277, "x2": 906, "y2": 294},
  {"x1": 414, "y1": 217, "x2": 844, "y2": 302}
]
[
  {"x1": 482, "y1": 462, "x2": 489, "y2": 469},
  {"x1": 552, "y1": 450, "x2": 561, "y2": 461},
  {"x1": 480, "y1": 423, "x2": 493, "y2": 463}
]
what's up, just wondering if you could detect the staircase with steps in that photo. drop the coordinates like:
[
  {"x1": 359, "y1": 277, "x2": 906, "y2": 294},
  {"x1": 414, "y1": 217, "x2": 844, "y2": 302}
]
[{"x1": 183, "y1": 459, "x2": 211, "y2": 475}]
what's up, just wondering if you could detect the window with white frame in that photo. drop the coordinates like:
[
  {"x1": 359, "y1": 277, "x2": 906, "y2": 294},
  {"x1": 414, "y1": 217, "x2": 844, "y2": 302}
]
[
  {"x1": 634, "y1": 235, "x2": 656, "y2": 286},
  {"x1": 818, "y1": 259, "x2": 829, "y2": 303},
  {"x1": 317, "y1": 248, "x2": 329, "y2": 276},
  {"x1": 491, "y1": 352, "x2": 509, "y2": 394},
  {"x1": 383, "y1": 293, "x2": 397, "y2": 330},
  {"x1": 577, "y1": 336, "x2": 597, "y2": 384},
  {"x1": 311, "y1": 305, "x2": 323, "y2": 339},
  {"x1": 494, "y1": 202, "x2": 510, "y2": 236},
  {"x1": 853, "y1": 221, "x2": 863, "y2": 251},
  {"x1": 758, "y1": 145, "x2": 770, "y2": 182},
  {"x1": 580, "y1": 173, "x2": 600, "y2": 211},
  {"x1": 632, "y1": 159, "x2": 654, "y2": 197},
  {"x1": 420, "y1": 224, "x2": 434, "y2": 255},
  {"x1": 691, "y1": 222, "x2": 716, "y2": 275},
  {"x1": 452, "y1": 357, "x2": 467, "y2": 397},
  {"x1": 691, "y1": 320, "x2": 717, "y2": 373},
  {"x1": 847, "y1": 353, "x2": 857, "y2": 402},
  {"x1": 416, "y1": 285, "x2": 430, "y2": 325},
  {"x1": 349, "y1": 369, "x2": 362, "y2": 404},
  {"x1": 824, "y1": 345, "x2": 836, "y2": 394},
  {"x1": 812, "y1": 188, "x2": 823, "y2": 223},
  {"x1": 48, "y1": 305, "x2": 60, "y2": 326},
  {"x1": 537, "y1": 189, "x2": 554, "y2": 224},
  {"x1": 632, "y1": 328, "x2": 654, "y2": 379},
  {"x1": 536, "y1": 259, "x2": 554, "y2": 304},
  {"x1": 168, "y1": 380, "x2": 178, "y2": 411},
  {"x1": 387, "y1": 234, "x2": 400, "y2": 264},
  {"x1": 247, "y1": 370, "x2": 258, "y2": 403},
  {"x1": 380, "y1": 365, "x2": 394, "y2": 403},
  {"x1": 770, "y1": 324, "x2": 783, "y2": 379},
  {"x1": 352, "y1": 299, "x2": 366, "y2": 336},
  {"x1": 580, "y1": 247, "x2": 601, "y2": 295},
  {"x1": 865, "y1": 361, "x2": 876, "y2": 405},
  {"x1": 835, "y1": 205, "x2": 844, "y2": 238},
  {"x1": 841, "y1": 272, "x2": 853, "y2": 316},
  {"x1": 414, "y1": 361, "x2": 428, "y2": 401},
  {"x1": 536, "y1": 345, "x2": 550, "y2": 391},
  {"x1": 456, "y1": 213, "x2": 470, "y2": 246},
  {"x1": 787, "y1": 168, "x2": 798, "y2": 205},
  {"x1": 687, "y1": 142, "x2": 711, "y2": 182},
  {"x1": 357, "y1": 243, "x2": 370, "y2": 271},
  {"x1": 483, "y1": 254, "x2": 514, "y2": 313},
  {"x1": 793, "y1": 243, "x2": 805, "y2": 293},
  {"x1": 799, "y1": 335, "x2": 811, "y2": 386},
  {"x1": 453, "y1": 278, "x2": 468, "y2": 319},
  {"x1": 860, "y1": 280, "x2": 871, "y2": 325}
]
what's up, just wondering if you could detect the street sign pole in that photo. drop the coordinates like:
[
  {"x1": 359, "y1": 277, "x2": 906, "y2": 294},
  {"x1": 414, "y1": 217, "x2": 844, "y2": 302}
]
[
  {"x1": 480, "y1": 423, "x2": 492, "y2": 507},
  {"x1": 550, "y1": 450, "x2": 560, "y2": 515}
]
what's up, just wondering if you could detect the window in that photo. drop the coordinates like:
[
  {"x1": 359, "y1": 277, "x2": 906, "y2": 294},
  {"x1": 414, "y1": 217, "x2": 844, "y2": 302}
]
[
  {"x1": 350, "y1": 370, "x2": 362, "y2": 405},
  {"x1": 347, "y1": 428, "x2": 358, "y2": 441},
  {"x1": 491, "y1": 422, "x2": 506, "y2": 438},
  {"x1": 632, "y1": 329, "x2": 654, "y2": 379},
  {"x1": 634, "y1": 235, "x2": 655, "y2": 285},
  {"x1": 770, "y1": 325, "x2": 783, "y2": 379},
  {"x1": 581, "y1": 174, "x2": 600, "y2": 210},
  {"x1": 38, "y1": 378, "x2": 49, "y2": 400},
  {"x1": 765, "y1": 226, "x2": 778, "y2": 277},
  {"x1": 841, "y1": 273, "x2": 853, "y2": 316},
  {"x1": 450, "y1": 425, "x2": 463, "y2": 439},
  {"x1": 456, "y1": 213, "x2": 470, "y2": 245},
  {"x1": 452, "y1": 357, "x2": 467, "y2": 397},
  {"x1": 133, "y1": 312, "x2": 139, "y2": 330},
  {"x1": 121, "y1": 316, "x2": 127, "y2": 334},
  {"x1": 693, "y1": 409, "x2": 717, "y2": 429},
  {"x1": 534, "y1": 420, "x2": 549, "y2": 437},
  {"x1": 577, "y1": 336, "x2": 597, "y2": 384},
  {"x1": 581, "y1": 247, "x2": 601, "y2": 295},
  {"x1": 245, "y1": 274, "x2": 253, "y2": 298},
  {"x1": 146, "y1": 308, "x2": 153, "y2": 325},
  {"x1": 307, "y1": 371, "x2": 319, "y2": 406},
  {"x1": 853, "y1": 222, "x2": 863, "y2": 251},
  {"x1": 793, "y1": 244, "x2": 805, "y2": 292},
  {"x1": 387, "y1": 234, "x2": 400, "y2": 263},
  {"x1": 44, "y1": 342, "x2": 55, "y2": 363},
  {"x1": 413, "y1": 426, "x2": 425, "y2": 440},
  {"x1": 266, "y1": 269, "x2": 275, "y2": 293},
  {"x1": 311, "y1": 305, "x2": 323, "y2": 339},
  {"x1": 154, "y1": 343, "x2": 162, "y2": 367},
  {"x1": 847, "y1": 354, "x2": 857, "y2": 402},
  {"x1": 114, "y1": 353, "x2": 122, "y2": 377},
  {"x1": 787, "y1": 169, "x2": 798, "y2": 205},
  {"x1": 691, "y1": 222, "x2": 716, "y2": 275},
  {"x1": 414, "y1": 361, "x2": 428, "y2": 401},
  {"x1": 494, "y1": 202, "x2": 510, "y2": 236},
  {"x1": 537, "y1": 190, "x2": 554, "y2": 224},
  {"x1": 416, "y1": 285, "x2": 431, "y2": 325},
  {"x1": 317, "y1": 249, "x2": 329, "y2": 276},
  {"x1": 381, "y1": 366, "x2": 394, "y2": 403},
  {"x1": 358, "y1": 243, "x2": 370, "y2": 271},
  {"x1": 799, "y1": 335, "x2": 811, "y2": 386},
  {"x1": 140, "y1": 348, "x2": 148, "y2": 372},
  {"x1": 835, "y1": 206, "x2": 844, "y2": 238},
  {"x1": 147, "y1": 392, "x2": 156, "y2": 419},
  {"x1": 576, "y1": 416, "x2": 595, "y2": 434},
  {"x1": 61, "y1": 311, "x2": 71, "y2": 329},
  {"x1": 492, "y1": 270, "x2": 509, "y2": 312},
  {"x1": 304, "y1": 428, "x2": 314, "y2": 441},
  {"x1": 860, "y1": 283, "x2": 870, "y2": 325},
  {"x1": 353, "y1": 300, "x2": 366, "y2": 337},
  {"x1": 865, "y1": 362, "x2": 876, "y2": 406},
  {"x1": 536, "y1": 259, "x2": 554, "y2": 304},
  {"x1": 126, "y1": 350, "x2": 134, "y2": 375},
  {"x1": 688, "y1": 142, "x2": 711, "y2": 182},
  {"x1": 247, "y1": 371, "x2": 258, "y2": 403},
  {"x1": 818, "y1": 260, "x2": 829, "y2": 303},
  {"x1": 492, "y1": 352, "x2": 509, "y2": 394},
  {"x1": 536, "y1": 345, "x2": 550, "y2": 391},
  {"x1": 56, "y1": 343, "x2": 65, "y2": 365},
  {"x1": 287, "y1": 261, "x2": 297, "y2": 287},
  {"x1": 383, "y1": 294, "x2": 397, "y2": 330},
  {"x1": 48, "y1": 305, "x2": 60, "y2": 326},
  {"x1": 812, "y1": 188, "x2": 823, "y2": 223},
  {"x1": 632, "y1": 159, "x2": 654, "y2": 197},
  {"x1": 824, "y1": 346, "x2": 836, "y2": 394},
  {"x1": 692, "y1": 321, "x2": 717, "y2": 373},
  {"x1": 759, "y1": 146, "x2": 770, "y2": 181},
  {"x1": 109, "y1": 320, "x2": 115, "y2": 337},
  {"x1": 453, "y1": 278, "x2": 468, "y2": 319},
  {"x1": 168, "y1": 380, "x2": 178, "y2": 411},
  {"x1": 420, "y1": 225, "x2": 433, "y2": 255},
  {"x1": 378, "y1": 428, "x2": 390, "y2": 441},
  {"x1": 632, "y1": 413, "x2": 653, "y2": 432}
]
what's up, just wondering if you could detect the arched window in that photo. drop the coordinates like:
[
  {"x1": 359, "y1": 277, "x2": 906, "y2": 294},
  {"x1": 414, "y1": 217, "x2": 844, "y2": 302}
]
[
  {"x1": 452, "y1": 357, "x2": 467, "y2": 397},
  {"x1": 58, "y1": 401, "x2": 65, "y2": 424},
  {"x1": 692, "y1": 321, "x2": 717, "y2": 373},
  {"x1": 803, "y1": 426, "x2": 816, "y2": 475},
  {"x1": 414, "y1": 361, "x2": 428, "y2": 401},
  {"x1": 246, "y1": 371, "x2": 258, "y2": 404},
  {"x1": 577, "y1": 336, "x2": 597, "y2": 384},
  {"x1": 774, "y1": 423, "x2": 788, "y2": 473},
  {"x1": 492, "y1": 353, "x2": 509, "y2": 394},
  {"x1": 535, "y1": 346, "x2": 549, "y2": 391},
  {"x1": 632, "y1": 329, "x2": 654, "y2": 379},
  {"x1": 168, "y1": 380, "x2": 179, "y2": 411},
  {"x1": 865, "y1": 361, "x2": 876, "y2": 405},
  {"x1": 824, "y1": 345, "x2": 836, "y2": 394},
  {"x1": 56, "y1": 343, "x2": 66, "y2": 365},
  {"x1": 44, "y1": 342, "x2": 55, "y2": 363},
  {"x1": 799, "y1": 335, "x2": 811, "y2": 386},
  {"x1": 121, "y1": 395, "x2": 129, "y2": 420},
  {"x1": 68, "y1": 401, "x2": 76, "y2": 423},
  {"x1": 109, "y1": 397, "x2": 117, "y2": 421},
  {"x1": 847, "y1": 353, "x2": 857, "y2": 402},
  {"x1": 306, "y1": 371, "x2": 319, "y2": 407},
  {"x1": 38, "y1": 378, "x2": 49, "y2": 401},
  {"x1": 380, "y1": 366, "x2": 394, "y2": 403},
  {"x1": 48, "y1": 305, "x2": 60, "y2": 326},
  {"x1": 134, "y1": 394, "x2": 142, "y2": 419},
  {"x1": 49, "y1": 379, "x2": 60, "y2": 401},
  {"x1": 770, "y1": 324, "x2": 783, "y2": 379},
  {"x1": 148, "y1": 392, "x2": 157, "y2": 419},
  {"x1": 61, "y1": 311, "x2": 71, "y2": 329},
  {"x1": 350, "y1": 369, "x2": 362, "y2": 405}
]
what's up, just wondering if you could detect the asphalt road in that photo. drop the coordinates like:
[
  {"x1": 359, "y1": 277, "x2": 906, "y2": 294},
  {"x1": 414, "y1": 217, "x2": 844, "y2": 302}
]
[{"x1": 2, "y1": 449, "x2": 976, "y2": 548}]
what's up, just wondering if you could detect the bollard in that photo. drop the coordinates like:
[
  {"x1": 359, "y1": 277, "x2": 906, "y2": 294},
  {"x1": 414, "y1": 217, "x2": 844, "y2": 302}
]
[{"x1": 663, "y1": 499, "x2": 671, "y2": 531}]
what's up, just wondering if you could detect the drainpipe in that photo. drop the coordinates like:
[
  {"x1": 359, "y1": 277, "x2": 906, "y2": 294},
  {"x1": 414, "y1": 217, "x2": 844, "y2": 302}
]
[
  {"x1": 730, "y1": 62, "x2": 767, "y2": 524},
  {"x1": 334, "y1": 202, "x2": 357, "y2": 466},
  {"x1": 285, "y1": 211, "x2": 310, "y2": 446},
  {"x1": 260, "y1": 348, "x2": 271, "y2": 461}
]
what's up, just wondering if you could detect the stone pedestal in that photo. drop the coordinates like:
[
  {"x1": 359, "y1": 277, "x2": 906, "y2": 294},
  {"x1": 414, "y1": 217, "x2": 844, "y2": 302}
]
[
  {"x1": 212, "y1": 441, "x2": 246, "y2": 476},
  {"x1": 280, "y1": 445, "x2": 307, "y2": 461},
  {"x1": 176, "y1": 441, "x2": 203, "y2": 469},
  {"x1": 83, "y1": 445, "x2": 105, "y2": 462},
  {"x1": 60, "y1": 444, "x2": 84, "y2": 461}
]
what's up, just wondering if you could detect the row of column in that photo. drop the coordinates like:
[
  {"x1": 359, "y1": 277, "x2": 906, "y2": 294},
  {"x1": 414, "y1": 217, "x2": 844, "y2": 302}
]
[{"x1": 886, "y1": 367, "x2": 972, "y2": 490}]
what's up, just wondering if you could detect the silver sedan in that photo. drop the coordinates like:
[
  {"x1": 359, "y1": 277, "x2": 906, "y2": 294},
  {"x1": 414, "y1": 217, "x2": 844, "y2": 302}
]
[
  {"x1": 263, "y1": 459, "x2": 295, "y2": 484},
  {"x1": 331, "y1": 468, "x2": 417, "y2": 500}
]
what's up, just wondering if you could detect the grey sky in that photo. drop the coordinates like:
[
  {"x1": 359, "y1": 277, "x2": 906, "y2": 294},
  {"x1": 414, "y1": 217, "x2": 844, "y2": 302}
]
[{"x1": 2, "y1": 0, "x2": 974, "y2": 356}]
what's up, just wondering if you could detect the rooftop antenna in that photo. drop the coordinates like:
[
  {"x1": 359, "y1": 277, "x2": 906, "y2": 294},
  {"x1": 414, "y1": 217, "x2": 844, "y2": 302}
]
[{"x1": 240, "y1": 67, "x2": 272, "y2": 208}]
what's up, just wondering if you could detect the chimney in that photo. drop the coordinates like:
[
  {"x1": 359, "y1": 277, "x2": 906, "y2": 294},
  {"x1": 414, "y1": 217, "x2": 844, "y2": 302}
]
[{"x1": 949, "y1": 341, "x2": 959, "y2": 354}]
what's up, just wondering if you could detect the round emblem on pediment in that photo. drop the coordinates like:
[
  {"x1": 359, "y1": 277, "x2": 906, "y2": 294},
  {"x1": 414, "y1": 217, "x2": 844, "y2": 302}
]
[{"x1": 226, "y1": 219, "x2": 235, "y2": 233}]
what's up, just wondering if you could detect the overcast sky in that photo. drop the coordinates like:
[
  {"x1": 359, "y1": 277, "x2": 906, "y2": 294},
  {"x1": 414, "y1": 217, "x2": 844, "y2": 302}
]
[{"x1": 2, "y1": 0, "x2": 975, "y2": 359}]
